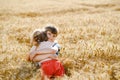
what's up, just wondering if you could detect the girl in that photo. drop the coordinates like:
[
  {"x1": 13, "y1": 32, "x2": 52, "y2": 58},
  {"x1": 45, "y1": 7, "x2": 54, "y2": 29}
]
[{"x1": 27, "y1": 30, "x2": 57, "y2": 63}]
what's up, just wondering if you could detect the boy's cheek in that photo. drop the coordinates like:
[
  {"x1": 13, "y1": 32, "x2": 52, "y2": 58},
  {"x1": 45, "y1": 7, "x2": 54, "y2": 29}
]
[
  {"x1": 48, "y1": 35, "x2": 52, "y2": 39},
  {"x1": 47, "y1": 34, "x2": 50, "y2": 38}
]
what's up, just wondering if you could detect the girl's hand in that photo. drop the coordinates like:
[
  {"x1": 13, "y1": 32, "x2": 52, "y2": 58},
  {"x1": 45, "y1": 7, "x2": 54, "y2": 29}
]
[
  {"x1": 26, "y1": 54, "x2": 31, "y2": 61},
  {"x1": 30, "y1": 53, "x2": 36, "y2": 61},
  {"x1": 49, "y1": 55, "x2": 58, "y2": 60}
]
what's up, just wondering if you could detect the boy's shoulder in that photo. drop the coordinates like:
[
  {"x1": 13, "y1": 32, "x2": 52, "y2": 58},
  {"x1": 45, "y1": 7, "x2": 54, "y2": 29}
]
[
  {"x1": 40, "y1": 41, "x2": 54, "y2": 49},
  {"x1": 52, "y1": 41, "x2": 61, "y2": 55},
  {"x1": 52, "y1": 41, "x2": 60, "y2": 48},
  {"x1": 41, "y1": 41, "x2": 53, "y2": 45}
]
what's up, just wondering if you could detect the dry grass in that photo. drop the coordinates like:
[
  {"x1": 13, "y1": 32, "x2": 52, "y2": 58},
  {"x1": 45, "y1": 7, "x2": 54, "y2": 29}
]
[{"x1": 0, "y1": 0, "x2": 120, "y2": 80}]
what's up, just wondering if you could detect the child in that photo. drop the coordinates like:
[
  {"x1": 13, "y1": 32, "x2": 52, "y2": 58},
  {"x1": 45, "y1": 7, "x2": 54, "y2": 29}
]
[
  {"x1": 30, "y1": 26, "x2": 64, "y2": 80},
  {"x1": 45, "y1": 26, "x2": 61, "y2": 55}
]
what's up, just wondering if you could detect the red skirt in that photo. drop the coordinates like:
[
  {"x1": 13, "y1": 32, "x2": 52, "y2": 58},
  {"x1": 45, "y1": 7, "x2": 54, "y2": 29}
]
[{"x1": 41, "y1": 59, "x2": 65, "y2": 77}]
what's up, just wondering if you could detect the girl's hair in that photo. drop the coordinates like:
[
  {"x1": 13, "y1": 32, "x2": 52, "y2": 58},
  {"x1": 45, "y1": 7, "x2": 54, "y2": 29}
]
[
  {"x1": 45, "y1": 26, "x2": 58, "y2": 35},
  {"x1": 31, "y1": 29, "x2": 48, "y2": 44}
]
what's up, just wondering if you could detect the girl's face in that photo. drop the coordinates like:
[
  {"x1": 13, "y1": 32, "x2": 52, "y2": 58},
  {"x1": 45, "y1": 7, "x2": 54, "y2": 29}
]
[{"x1": 46, "y1": 31, "x2": 57, "y2": 41}]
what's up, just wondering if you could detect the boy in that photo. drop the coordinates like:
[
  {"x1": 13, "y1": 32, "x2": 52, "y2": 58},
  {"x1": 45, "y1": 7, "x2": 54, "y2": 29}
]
[{"x1": 45, "y1": 26, "x2": 60, "y2": 55}]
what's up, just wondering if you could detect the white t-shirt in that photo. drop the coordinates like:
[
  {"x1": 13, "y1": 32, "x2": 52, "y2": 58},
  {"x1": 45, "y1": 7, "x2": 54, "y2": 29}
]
[{"x1": 30, "y1": 41, "x2": 58, "y2": 63}]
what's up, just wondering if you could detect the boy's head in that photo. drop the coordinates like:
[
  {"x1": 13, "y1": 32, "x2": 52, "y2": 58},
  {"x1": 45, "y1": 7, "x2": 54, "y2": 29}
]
[{"x1": 44, "y1": 26, "x2": 58, "y2": 41}]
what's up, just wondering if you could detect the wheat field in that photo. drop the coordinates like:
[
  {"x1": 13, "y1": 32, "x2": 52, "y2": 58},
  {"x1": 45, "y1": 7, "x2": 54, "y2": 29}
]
[{"x1": 0, "y1": 0, "x2": 120, "y2": 80}]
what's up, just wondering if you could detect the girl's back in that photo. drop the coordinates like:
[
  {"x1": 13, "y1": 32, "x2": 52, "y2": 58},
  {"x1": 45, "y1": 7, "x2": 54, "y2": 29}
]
[
  {"x1": 38, "y1": 41, "x2": 54, "y2": 50},
  {"x1": 32, "y1": 41, "x2": 56, "y2": 62}
]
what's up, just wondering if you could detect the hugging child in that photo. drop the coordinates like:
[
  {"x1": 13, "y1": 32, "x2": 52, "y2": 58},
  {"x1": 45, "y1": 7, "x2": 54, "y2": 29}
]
[{"x1": 27, "y1": 26, "x2": 64, "y2": 80}]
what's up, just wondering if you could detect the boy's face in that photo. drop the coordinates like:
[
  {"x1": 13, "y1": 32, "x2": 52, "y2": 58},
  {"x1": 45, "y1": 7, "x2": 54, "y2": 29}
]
[{"x1": 46, "y1": 31, "x2": 57, "y2": 41}]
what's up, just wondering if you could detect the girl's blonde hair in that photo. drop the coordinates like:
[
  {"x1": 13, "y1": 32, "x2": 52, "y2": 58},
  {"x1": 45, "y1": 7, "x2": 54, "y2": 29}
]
[{"x1": 30, "y1": 29, "x2": 48, "y2": 44}]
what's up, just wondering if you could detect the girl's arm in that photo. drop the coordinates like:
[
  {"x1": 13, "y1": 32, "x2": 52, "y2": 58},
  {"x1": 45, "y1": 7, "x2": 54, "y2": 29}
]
[
  {"x1": 32, "y1": 54, "x2": 58, "y2": 62},
  {"x1": 30, "y1": 47, "x2": 58, "y2": 61},
  {"x1": 26, "y1": 53, "x2": 31, "y2": 61},
  {"x1": 36, "y1": 49, "x2": 56, "y2": 55},
  {"x1": 36, "y1": 46, "x2": 58, "y2": 55}
]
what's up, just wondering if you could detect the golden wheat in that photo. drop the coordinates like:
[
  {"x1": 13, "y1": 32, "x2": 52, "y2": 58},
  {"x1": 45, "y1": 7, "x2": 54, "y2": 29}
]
[{"x1": 0, "y1": 0, "x2": 120, "y2": 80}]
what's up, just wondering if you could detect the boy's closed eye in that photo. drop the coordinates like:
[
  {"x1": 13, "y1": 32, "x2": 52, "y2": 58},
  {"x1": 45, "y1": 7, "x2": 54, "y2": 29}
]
[{"x1": 47, "y1": 32, "x2": 52, "y2": 35}]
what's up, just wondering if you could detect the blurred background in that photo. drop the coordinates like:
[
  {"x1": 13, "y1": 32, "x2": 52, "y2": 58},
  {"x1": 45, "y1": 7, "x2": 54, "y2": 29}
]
[{"x1": 0, "y1": 0, "x2": 120, "y2": 80}]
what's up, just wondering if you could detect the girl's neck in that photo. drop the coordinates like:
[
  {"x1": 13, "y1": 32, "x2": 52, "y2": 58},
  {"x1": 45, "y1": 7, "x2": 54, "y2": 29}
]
[
  {"x1": 34, "y1": 44, "x2": 39, "y2": 47},
  {"x1": 34, "y1": 44, "x2": 39, "y2": 50}
]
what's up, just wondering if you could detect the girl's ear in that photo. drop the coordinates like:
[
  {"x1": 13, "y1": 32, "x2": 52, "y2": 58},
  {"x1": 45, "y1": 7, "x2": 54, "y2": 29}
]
[{"x1": 45, "y1": 37, "x2": 48, "y2": 41}]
